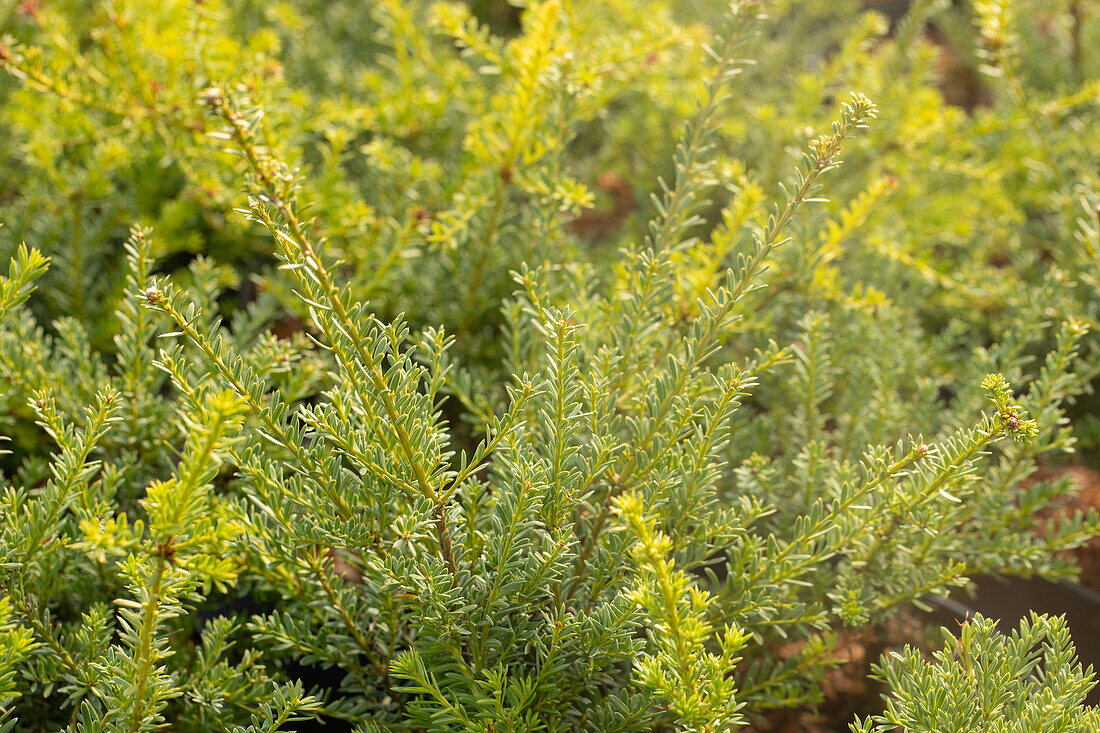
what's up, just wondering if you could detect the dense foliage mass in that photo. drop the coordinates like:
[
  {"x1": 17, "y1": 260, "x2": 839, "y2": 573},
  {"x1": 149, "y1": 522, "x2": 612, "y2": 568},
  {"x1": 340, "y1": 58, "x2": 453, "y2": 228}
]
[{"x1": 1, "y1": 0, "x2": 1099, "y2": 730}]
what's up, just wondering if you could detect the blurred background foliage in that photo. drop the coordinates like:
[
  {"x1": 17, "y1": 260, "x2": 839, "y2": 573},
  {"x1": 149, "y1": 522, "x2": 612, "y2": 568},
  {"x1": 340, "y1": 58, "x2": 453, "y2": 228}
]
[{"x1": 1, "y1": 0, "x2": 1098, "y2": 477}]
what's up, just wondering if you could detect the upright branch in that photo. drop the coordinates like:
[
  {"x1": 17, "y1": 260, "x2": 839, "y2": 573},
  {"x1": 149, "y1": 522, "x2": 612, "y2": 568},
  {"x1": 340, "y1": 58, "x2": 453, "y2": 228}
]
[{"x1": 199, "y1": 87, "x2": 457, "y2": 575}]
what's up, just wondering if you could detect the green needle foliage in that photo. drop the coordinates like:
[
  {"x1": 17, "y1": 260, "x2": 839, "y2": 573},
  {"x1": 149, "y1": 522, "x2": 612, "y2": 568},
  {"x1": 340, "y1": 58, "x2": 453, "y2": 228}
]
[
  {"x1": 853, "y1": 613, "x2": 1100, "y2": 733},
  {"x1": 1, "y1": 0, "x2": 1100, "y2": 731}
]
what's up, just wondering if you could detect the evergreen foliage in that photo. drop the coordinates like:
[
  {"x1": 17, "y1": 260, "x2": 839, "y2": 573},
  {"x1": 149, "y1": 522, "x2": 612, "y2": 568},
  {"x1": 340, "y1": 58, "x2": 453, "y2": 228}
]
[
  {"x1": 1, "y1": 0, "x2": 1099, "y2": 730},
  {"x1": 852, "y1": 613, "x2": 1100, "y2": 733}
]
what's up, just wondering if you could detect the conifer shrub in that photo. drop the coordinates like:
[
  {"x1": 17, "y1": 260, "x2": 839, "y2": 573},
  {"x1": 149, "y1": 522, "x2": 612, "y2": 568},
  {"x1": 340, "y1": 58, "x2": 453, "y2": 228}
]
[
  {"x1": 1, "y1": 0, "x2": 1100, "y2": 730},
  {"x1": 852, "y1": 613, "x2": 1100, "y2": 733}
]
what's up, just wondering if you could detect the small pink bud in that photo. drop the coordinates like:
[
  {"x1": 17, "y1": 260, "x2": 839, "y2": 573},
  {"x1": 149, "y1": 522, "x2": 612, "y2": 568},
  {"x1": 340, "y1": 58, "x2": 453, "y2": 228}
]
[{"x1": 201, "y1": 86, "x2": 224, "y2": 109}]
